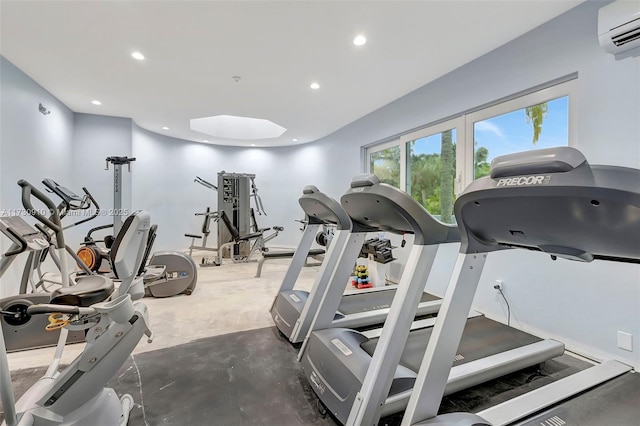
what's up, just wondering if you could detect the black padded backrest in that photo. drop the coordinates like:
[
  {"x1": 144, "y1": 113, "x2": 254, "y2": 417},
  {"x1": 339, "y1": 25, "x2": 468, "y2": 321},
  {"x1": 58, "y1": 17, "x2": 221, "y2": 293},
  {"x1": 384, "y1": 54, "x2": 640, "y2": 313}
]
[
  {"x1": 109, "y1": 214, "x2": 136, "y2": 279},
  {"x1": 219, "y1": 211, "x2": 240, "y2": 239},
  {"x1": 137, "y1": 224, "x2": 158, "y2": 276},
  {"x1": 250, "y1": 208, "x2": 258, "y2": 233},
  {"x1": 202, "y1": 207, "x2": 212, "y2": 234}
]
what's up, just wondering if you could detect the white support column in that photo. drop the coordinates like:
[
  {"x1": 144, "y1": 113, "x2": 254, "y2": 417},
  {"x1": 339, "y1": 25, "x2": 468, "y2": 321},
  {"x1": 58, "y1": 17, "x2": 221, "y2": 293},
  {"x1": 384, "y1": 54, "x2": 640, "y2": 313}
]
[
  {"x1": 0, "y1": 322, "x2": 18, "y2": 426},
  {"x1": 346, "y1": 244, "x2": 440, "y2": 426},
  {"x1": 297, "y1": 232, "x2": 367, "y2": 359},
  {"x1": 290, "y1": 228, "x2": 351, "y2": 343},
  {"x1": 270, "y1": 223, "x2": 320, "y2": 302},
  {"x1": 402, "y1": 252, "x2": 488, "y2": 426}
]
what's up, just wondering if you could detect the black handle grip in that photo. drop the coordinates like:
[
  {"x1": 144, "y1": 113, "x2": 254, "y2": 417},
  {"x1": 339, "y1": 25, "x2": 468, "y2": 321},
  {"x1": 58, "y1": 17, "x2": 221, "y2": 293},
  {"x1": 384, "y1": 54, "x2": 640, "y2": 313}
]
[
  {"x1": 17, "y1": 180, "x2": 65, "y2": 248},
  {"x1": 83, "y1": 187, "x2": 100, "y2": 211},
  {"x1": 86, "y1": 223, "x2": 114, "y2": 241},
  {"x1": 69, "y1": 187, "x2": 101, "y2": 228},
  {"x1": 4, "y1": 228, "x2": 28, "y2": 256}
]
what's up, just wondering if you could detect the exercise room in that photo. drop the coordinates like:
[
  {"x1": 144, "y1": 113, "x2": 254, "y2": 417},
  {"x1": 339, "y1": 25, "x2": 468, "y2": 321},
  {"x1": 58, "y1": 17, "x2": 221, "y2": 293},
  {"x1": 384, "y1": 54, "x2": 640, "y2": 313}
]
[{"x1": 1, "y1": 1, "x2": 639, "y2": 425}]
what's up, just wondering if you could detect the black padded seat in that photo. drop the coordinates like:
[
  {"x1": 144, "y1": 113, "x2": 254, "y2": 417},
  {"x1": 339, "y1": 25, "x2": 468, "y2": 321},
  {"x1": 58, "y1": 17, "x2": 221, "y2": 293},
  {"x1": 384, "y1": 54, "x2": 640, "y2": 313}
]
[
  {"x1": 50, "y1": 275, "x2": 114, "y2": 307},
  {"x1": 263, "y1": 248, "x2": 325, "y2": 259}
]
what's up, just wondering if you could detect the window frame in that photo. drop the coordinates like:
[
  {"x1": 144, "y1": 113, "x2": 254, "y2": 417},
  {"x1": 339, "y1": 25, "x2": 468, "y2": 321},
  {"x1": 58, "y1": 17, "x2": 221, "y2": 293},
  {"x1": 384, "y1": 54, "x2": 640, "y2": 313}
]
[
  {"x1": 400, "y1": 116, "x2": 465, "y2": 196},
  {"x1": 364, "y1": 80, "x2": 576, "y2": 199},
  {"x1": 462, "y1": 81, "x2": 577, "y2": 192},
  {"x1": 367, "y1": 138, "x2": 406, "y2": 189}
]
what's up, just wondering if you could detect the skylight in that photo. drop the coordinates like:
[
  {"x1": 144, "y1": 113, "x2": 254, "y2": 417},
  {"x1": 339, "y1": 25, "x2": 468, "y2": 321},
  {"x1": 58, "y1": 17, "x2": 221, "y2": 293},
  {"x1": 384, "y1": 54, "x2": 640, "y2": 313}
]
[{"x1": 190, "y1": 115, "x2": 286, "y2": 140}]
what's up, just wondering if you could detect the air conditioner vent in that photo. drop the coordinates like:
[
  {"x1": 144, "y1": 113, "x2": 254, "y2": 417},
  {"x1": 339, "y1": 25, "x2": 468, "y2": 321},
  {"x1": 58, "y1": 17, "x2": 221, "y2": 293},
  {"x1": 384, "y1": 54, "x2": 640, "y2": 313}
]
[
  {"x1": 598, "y1": 1, "x2": 640, "y2": 55},
  {"x1": 612, "y1": 24, "x2": 640, "y2": 46}
]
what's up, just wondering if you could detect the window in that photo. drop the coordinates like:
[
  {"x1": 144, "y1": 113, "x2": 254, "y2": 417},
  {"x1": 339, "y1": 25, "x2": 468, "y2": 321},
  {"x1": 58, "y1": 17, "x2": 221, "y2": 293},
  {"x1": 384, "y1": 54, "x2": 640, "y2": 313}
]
[
  {"x1": 369, "y1": 145, "x2": 401, "y2": 188},
  {"x1": 365, "y1": 81, "x2": 574, "y2": 218},
  {"x1": 470, "y1": 95, "x2": 570, "y2": 180},
  {"x1": 404, "y1": 123, "x2": 459, "y2": 223}
]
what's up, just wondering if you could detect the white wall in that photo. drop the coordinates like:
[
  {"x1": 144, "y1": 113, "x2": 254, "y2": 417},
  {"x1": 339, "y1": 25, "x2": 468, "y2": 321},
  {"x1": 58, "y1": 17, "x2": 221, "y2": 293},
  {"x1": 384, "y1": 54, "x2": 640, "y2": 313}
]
[
  {"x1": 309, "y1": 0, "x2": 640, "y2": 368},
  {"x1": 0, "y1": 57, "x2": 75, "y2": 296},
  {"x1": 131, "y1": 123, "x2": 338, "y2": 251},
  {"x1": 68, "y1": 114, "x2": 133, "y2": 245}
]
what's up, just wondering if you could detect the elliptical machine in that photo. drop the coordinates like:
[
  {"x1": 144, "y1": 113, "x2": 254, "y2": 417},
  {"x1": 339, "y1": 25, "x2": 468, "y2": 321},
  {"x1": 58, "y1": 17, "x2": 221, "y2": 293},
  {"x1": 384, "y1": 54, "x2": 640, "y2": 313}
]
[
  {"x1": 76, "y1": 156, "x2": 197, "y2": 297},
  {"x1": 0, "y1": 180, "x2": 101, "y2": 352},
  {"x1": 0, "y1": 180, "x2": 153, "y2": 426}
]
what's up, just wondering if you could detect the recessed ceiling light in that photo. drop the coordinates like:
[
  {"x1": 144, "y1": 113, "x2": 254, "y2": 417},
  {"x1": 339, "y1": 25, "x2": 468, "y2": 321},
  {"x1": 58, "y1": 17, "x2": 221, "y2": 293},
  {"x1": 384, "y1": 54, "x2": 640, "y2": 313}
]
[
  {"x1": 162, "y1": 126, "x2": 169, "y2": 130},
  {"x1": 292, "y1": 138, "x2": 299, "y2": 142},
  {"x1": 353, "y1": 35, "x2": 367, "y2": 46},
  {"x1": 251, "y1": 144, "x2": 256, "y2": 147},
  {"x1": 91, "y1": 100, "x2": 102, "y2": 105},
  {"x1": 203, "y1": 139, "x2": 209, "y2": 143},
  {"x1": 310, "y1": 82, "x2": 320, "y2": 90},
  {"x1": 131, "y1": 51, "x2": 145, "y2": 60}
]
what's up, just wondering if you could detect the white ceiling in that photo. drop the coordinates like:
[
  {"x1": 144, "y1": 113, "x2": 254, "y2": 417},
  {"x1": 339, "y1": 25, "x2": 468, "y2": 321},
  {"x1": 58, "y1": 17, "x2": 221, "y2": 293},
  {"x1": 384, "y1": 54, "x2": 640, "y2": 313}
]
[{"x1": 0, "y1": 0, "x2": 583, "y2": 147}]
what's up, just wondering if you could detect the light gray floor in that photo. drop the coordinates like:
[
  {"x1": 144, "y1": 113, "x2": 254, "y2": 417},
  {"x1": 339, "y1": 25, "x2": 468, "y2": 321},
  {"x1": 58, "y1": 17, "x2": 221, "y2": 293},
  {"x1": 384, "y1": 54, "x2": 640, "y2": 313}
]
[{"x1": 6, "y1": 250, "x2": 324, "y2": 370}]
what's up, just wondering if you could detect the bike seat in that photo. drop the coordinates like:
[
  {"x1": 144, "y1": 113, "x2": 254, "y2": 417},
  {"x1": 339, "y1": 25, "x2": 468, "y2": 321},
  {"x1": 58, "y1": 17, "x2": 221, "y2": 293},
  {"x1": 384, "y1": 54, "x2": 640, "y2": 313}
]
[{"x1": 50, "y1": 274, "x2": 115, "y2": 307}]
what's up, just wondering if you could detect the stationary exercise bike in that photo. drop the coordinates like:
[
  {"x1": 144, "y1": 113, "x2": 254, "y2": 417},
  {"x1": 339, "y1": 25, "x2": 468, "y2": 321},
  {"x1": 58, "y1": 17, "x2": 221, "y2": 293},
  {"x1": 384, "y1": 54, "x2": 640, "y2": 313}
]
[
  {"x1": 0, "y1": 180, "x2": 153, "y2": 426},
  {"x1": 74, "y1": 157, "x2": 197, "y2": 297}
]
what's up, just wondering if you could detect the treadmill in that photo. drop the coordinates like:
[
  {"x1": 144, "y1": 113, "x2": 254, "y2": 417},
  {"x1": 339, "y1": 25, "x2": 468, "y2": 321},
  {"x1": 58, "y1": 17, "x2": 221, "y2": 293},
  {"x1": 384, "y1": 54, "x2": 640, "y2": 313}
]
[
  {"x1": 299, "y1": 175, "x2": 564, "y2": 425},
  {"x1": 403, "y1": 146, "x2": 640, "y2": 426},
  {"x1": 511, "y1": 372, "x2": 639, "y2": 425},
  {"x1": 270, "y1": 185, "x2": 441, "y2": 344}
]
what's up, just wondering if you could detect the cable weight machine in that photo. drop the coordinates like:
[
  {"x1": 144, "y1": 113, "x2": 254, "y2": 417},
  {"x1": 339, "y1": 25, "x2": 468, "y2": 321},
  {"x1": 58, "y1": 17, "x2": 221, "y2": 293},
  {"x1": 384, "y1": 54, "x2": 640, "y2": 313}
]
[
  {"x1": 219, "y1": 172, "x2": 258, "y2": 258},
  {"x1": 187, "y1": 171, "x2": 282, "y2": 266}
]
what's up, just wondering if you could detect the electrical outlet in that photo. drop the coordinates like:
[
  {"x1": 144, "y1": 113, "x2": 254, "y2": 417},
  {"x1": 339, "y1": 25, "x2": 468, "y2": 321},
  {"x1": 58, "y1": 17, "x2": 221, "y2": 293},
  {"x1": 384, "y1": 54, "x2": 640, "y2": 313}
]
[
  {"x1": 618, "y1": 331, "x2": 633, "y2": 352},
  {"x1": 493, "y1": 280, "x2": 503, "y2": 291}
]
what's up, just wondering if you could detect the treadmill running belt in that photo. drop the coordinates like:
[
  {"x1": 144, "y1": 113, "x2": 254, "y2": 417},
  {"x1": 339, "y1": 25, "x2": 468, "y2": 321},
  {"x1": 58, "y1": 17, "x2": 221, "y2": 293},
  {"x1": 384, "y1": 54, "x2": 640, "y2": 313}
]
[
  {"x1": 361, "y1": 316, "x2": 541, "y2": 373},
  {"x1": 338, "y1": 291, "x2": 438, "y2": 315},
  {"x1": 517, "y1": 372, "x2": 640, "y2": 426}
]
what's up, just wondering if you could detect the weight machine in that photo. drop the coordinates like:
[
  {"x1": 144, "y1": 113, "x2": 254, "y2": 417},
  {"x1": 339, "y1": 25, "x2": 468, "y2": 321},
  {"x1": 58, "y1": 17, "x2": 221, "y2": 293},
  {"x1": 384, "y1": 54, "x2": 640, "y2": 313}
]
[{"x1": 186, "y1": 172, "x2": 283, "y2": 266}]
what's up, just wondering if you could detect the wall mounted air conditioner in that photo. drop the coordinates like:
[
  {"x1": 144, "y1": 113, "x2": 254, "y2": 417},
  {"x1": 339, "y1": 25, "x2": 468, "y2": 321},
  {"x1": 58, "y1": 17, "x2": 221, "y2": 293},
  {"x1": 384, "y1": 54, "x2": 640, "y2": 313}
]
[{"x1": 598, "y1": 0, "x2": 640, "y2": 55}]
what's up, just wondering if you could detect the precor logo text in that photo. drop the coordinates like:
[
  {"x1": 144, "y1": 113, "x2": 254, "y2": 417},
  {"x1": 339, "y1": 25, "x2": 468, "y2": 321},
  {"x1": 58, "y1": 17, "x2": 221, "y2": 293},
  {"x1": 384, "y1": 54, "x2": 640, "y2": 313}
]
[{"x1": 496, "y1": 175, "x2": 551, "y2": 186}]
